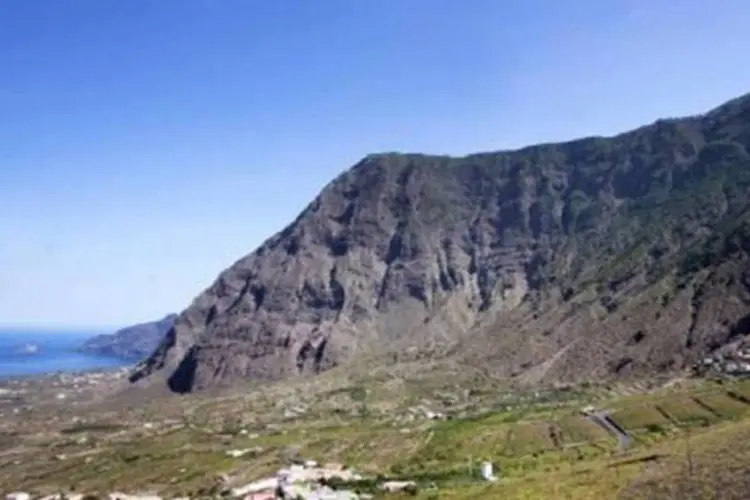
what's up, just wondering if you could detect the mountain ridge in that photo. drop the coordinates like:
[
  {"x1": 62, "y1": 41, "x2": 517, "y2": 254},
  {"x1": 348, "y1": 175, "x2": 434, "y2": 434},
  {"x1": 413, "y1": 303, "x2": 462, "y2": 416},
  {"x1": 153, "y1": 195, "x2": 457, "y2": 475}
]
[
  {"x1": 83, "y1": 314, "x2": 177, "y2": 361},
  {"x1": 130, "y1": 91, "x2": 750, "y2": 393}
]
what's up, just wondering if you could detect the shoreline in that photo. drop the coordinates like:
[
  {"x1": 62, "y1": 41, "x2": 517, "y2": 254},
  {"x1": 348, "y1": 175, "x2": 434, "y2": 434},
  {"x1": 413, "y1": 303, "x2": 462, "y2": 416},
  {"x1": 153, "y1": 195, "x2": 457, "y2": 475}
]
[{"x1": 0, "y1": 363, "x2": 133, "y2": 386}]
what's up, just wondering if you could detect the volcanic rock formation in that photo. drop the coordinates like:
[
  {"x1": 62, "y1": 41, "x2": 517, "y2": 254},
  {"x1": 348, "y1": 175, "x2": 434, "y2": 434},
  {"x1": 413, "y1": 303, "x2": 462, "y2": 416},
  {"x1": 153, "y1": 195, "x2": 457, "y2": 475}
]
[
  {"x1": 82, "y1": 314, "x2": 177, "y2": 361},
  {"x1": 131, "y1": 92, "x2": 750, "y2": 393}
]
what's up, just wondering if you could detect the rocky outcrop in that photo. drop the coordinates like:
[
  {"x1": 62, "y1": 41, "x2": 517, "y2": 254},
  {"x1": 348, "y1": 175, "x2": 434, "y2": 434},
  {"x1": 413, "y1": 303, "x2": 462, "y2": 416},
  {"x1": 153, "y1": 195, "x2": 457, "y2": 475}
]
[
  {"x1": 131, "y1": 92, "x2": 750, "y2": 393},
  {"x1": 83, "y1": 314, "x2": 177, "y2": 361}
]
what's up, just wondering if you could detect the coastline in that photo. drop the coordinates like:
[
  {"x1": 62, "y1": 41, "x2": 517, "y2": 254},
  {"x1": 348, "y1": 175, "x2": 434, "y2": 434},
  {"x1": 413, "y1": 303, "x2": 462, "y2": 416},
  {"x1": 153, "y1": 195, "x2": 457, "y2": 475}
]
[
  {"x1": 0, "y1": 363, "x2": 133, "y2": 385},
  {"x1": 0, "y1": 330, "x2": 133, "y2": 382}
]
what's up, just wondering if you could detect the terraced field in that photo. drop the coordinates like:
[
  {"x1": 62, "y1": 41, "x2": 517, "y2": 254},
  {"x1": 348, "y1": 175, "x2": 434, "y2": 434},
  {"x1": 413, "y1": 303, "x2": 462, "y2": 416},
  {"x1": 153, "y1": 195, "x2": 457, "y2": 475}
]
[{"x1": 2, "y1": 378, "x2": 750, "y2": 498}]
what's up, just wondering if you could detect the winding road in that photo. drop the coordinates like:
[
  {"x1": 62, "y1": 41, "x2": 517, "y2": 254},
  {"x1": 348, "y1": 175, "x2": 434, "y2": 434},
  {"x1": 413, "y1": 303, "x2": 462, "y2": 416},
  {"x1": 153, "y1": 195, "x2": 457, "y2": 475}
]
[{"x1": 584, "y1": 408, "x2": 632, "y2": 450}]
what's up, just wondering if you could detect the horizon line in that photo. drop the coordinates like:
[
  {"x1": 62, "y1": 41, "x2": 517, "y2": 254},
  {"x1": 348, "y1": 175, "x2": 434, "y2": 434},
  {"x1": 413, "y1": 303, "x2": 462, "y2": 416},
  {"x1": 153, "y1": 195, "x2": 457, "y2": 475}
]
[{"x1": 0, "y1": 323, "x2": 122, "y2": 333}]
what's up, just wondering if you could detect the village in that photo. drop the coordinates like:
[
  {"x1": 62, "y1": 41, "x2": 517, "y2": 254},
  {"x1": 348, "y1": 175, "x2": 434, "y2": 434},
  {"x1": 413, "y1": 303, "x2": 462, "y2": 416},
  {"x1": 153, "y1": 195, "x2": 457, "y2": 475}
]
[
  {"x1": 4, "y1": 455, "x2": 501, "y2": 500},
  {"x1": 694, "y1": 343, "x2": 750, "y2": 376}
]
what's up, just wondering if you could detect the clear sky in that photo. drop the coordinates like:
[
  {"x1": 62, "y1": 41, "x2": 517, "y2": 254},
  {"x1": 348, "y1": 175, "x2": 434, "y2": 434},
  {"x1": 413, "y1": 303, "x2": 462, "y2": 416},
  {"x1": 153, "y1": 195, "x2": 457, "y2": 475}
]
[{"x1": 1, "y1": 0, "x2": 749, "y2": 330}]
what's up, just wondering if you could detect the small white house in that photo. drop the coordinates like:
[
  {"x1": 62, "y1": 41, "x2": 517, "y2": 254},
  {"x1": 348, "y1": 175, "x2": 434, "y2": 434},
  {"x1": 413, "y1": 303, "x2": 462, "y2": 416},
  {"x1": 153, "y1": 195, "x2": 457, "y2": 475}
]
[{"x1": 481, "y1": 461, "x2": 498, "y2": 482}]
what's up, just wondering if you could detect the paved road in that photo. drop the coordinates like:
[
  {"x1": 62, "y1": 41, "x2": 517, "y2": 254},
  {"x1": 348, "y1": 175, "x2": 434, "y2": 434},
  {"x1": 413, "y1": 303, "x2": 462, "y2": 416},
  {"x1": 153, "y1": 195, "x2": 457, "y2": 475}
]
[{"x1": 587, "y1": 410, "x2": 632, "y2": 450}]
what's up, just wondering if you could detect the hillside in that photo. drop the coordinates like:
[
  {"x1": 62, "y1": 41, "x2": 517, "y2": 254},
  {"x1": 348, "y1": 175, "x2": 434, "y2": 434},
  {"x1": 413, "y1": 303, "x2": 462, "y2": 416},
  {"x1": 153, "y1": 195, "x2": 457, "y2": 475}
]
[
  {"x1": 130, "y1": 92, "x2": 750, "y2": 393},
  {"x1": 83, "y1": 314, "x2": 177, "y2": 361}
]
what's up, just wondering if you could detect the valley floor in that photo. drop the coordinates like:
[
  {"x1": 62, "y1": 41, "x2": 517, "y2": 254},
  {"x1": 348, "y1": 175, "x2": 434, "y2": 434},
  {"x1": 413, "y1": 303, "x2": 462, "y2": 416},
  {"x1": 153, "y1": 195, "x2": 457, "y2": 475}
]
[{"x1": 2, "y1": 369, "x2": 750, "y2": 499}]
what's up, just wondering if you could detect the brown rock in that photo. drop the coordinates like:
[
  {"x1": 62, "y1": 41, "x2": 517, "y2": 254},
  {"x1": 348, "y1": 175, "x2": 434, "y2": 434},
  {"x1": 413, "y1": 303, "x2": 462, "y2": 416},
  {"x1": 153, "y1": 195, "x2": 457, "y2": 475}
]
[{"x1": 130, "y1": 92, "x2": 750, "y2": 393}]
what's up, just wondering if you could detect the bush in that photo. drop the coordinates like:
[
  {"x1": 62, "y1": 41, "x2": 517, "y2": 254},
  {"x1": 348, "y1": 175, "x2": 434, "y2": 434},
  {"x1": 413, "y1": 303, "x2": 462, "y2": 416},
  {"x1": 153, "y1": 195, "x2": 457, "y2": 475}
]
[
  {"x1": 404, "y1": 483, "x2": 419, "y2": 496},
  {"x1": 646, "y1": 423, "x2": 665, "y2": 434}
]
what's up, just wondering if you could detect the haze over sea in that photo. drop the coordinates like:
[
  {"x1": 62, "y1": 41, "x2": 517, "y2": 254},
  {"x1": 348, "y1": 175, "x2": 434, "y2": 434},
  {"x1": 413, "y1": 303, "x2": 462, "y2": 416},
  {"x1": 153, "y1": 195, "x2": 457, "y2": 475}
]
[{"x1": 0, "y1": 329, "x2": 129, "y2": 379}]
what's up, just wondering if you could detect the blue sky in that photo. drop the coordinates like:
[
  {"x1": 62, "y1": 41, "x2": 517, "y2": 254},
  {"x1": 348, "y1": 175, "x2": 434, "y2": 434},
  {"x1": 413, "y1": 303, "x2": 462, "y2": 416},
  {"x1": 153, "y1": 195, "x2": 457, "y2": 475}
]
[{"x1": 1, "y1": 0, "x2": 749, "y2": 330}]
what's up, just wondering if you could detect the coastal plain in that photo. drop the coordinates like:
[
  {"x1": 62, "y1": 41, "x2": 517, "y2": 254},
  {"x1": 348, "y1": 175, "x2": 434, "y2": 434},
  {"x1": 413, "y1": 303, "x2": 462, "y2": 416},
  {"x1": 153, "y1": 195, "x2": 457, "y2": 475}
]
[{"x1": 3, "y1": 365, "x2": 750, "y2": 499}]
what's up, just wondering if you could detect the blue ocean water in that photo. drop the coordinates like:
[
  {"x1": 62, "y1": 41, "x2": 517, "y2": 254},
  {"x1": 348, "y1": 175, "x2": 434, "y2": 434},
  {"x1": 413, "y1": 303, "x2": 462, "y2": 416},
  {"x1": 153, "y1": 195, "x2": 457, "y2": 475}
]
[{"x1": 0, "y1": 329, "x2": 130, "y2": 379}]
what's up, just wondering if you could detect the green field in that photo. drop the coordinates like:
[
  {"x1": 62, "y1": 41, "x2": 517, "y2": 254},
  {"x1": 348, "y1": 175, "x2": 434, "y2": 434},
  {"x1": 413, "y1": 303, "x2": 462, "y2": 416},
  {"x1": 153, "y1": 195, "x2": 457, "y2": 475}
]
[{"x1": 3, "y1": 379, "x2": 750, "y2": 499}]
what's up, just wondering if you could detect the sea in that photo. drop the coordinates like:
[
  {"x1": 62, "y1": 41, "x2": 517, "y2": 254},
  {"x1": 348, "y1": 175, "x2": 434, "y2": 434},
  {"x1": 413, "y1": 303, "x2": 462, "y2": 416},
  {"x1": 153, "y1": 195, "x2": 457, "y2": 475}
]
[{"x1": 0, "y1": 329, "x2": 131, "y2": 379}]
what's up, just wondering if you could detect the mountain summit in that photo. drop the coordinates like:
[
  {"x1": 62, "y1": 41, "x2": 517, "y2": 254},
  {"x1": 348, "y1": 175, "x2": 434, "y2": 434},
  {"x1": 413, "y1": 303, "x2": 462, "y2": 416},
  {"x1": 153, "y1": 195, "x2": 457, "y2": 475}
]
[{"x1": 130, "y1": 92, "x2": 750, "y2": 393}]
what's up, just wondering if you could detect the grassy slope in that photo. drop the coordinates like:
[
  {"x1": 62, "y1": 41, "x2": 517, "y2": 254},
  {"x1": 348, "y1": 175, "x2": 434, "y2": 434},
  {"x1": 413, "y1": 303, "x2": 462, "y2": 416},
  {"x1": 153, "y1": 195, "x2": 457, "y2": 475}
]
[{"x1": 4, "y1": 378, "x2": 750, "y2": 499}]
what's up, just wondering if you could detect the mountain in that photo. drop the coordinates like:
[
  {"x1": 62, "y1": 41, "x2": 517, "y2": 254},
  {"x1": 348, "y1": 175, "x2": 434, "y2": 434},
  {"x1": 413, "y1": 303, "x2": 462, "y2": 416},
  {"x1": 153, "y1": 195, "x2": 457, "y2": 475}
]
[
  {"x1": 83, "y1": 314, "x2": 177, "y2": 361},
  {"x1": 130, "y1": 92, "x2": 750, "y2": 393}
]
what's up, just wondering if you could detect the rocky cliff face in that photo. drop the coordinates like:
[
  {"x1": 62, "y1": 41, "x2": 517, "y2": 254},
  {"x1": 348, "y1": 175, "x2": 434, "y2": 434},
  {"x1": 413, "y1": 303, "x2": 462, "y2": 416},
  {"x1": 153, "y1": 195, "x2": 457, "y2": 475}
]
[
  {"x1": 130, "y1": 92, "x2": 750, "y2": 393},
  {"x1": 84, "y1": 314, "x2": 177, "y2": 361}
]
